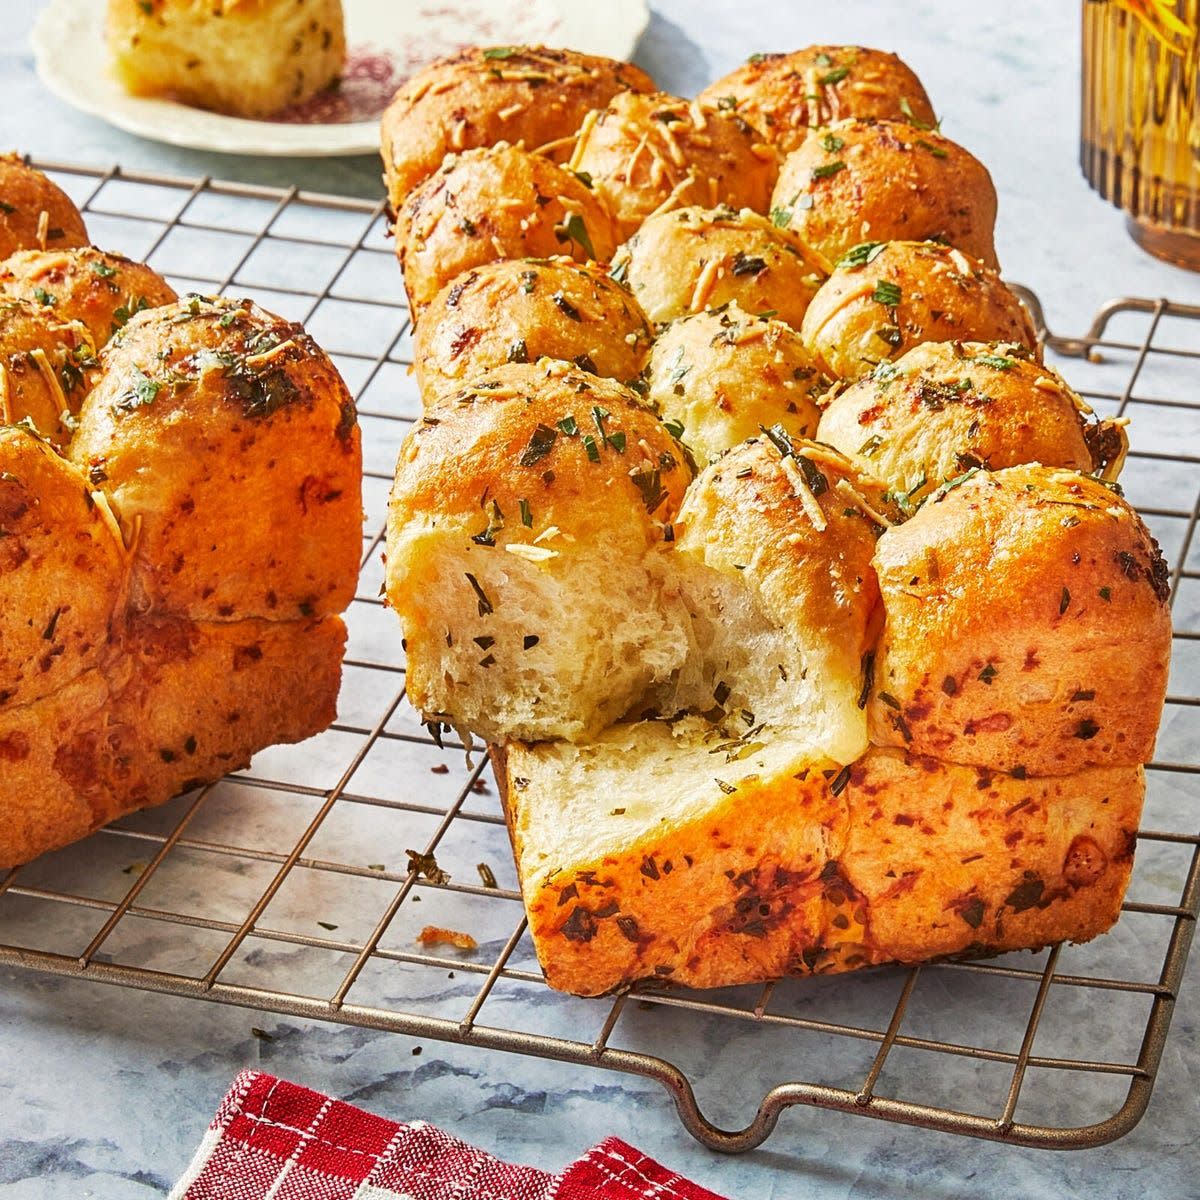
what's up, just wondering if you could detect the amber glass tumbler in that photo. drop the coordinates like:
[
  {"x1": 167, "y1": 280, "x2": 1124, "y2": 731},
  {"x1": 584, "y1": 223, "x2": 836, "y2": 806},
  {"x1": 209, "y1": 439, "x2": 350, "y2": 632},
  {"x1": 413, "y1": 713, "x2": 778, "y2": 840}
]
[{"x1": 1082, "y1": 0, "x2": 1200, "y2": 267}]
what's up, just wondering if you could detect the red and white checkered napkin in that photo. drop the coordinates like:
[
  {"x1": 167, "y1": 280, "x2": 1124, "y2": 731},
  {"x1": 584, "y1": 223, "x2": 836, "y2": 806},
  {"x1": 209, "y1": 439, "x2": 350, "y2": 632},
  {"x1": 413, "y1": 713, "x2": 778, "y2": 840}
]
[{"x1": 170, "y1": 1070, "x2": 730, "y2": 1200}]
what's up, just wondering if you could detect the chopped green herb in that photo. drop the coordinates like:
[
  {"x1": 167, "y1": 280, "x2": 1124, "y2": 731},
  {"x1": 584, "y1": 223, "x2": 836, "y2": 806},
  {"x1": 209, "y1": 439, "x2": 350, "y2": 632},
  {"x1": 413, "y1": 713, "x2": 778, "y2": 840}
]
[
  {"x1": 629, "y1": 465, "x2": 668, "y2": 513},
  {"x1": 552, "y1": 291, "x2": 582, "y2": 321},
  {"x1": 405, "y1": 848, "x2": 450, "y2": 884},
  {"x1": 663, "y1": 417, "x2": 686, "y2": 440},
  {"x1": 317, "y1": 920, "x2": 338, "y2": 931},
  {"x1": 973, "y1": 352, "x2": 1017, "y2": 370},
  {"x1": 872, "y1": 280, "x2": 902, "y2": 307},
  {"x1": 32, "y1": 288, "x2": 56, "y2": 307},
  {"x1": 821, "y1": 132, "x2": 845, "y2": 152},
  {"x1": 770, "y1": 206, "x2": 793, "y2": 228},
  {"x1": 836, "y1": 241, "x2": 885, "y2": 269},
  {"x1": 477, "y1": 862, "x2": 498, "y2": 889},
  {"x1": 917, "y1": 139, "x2": 948, "y2": 159},
  {"x1": 91, "y1": 259, "x2": 118, "y2": 279},
  {"x1": 116, "y1": 367, "x2": 160, "y2": 412},
  {"x1": 818, "y1": 66, "x2": 850, "y2": 85},
  {"x1": 811, "y1": 160, "x2": 846, "y2": 181},
  {"x1": 464, "y1": 573, "x2": 493, "y2": 616},
  {"x1": 582, "y1": 433, "x2": 601, "y2": 462},
  {"x1": 556, "y1": 414, "x2": 579, "y2": 436},
  {"x1": 483, "y1": 46, "x2": 518, "y2": 59},
  {"x1": 900, "y1": 95, "x2": 935, "y2": 130},
  {"x1": 519, "y1": 497, "x2": 533, "y2": 527},
  {"x1": 1060, "y1": 587, "x2": 1071, "y2": 615},
  {"x1": 518, "y1": 423, "x2": 558, "y2": 467},
  {"x1": 978, "y1": 664, "x2": 998, "y2": 685},
  {"x1": 554, "y1": 212, "x2": 596, "y2": 260}
]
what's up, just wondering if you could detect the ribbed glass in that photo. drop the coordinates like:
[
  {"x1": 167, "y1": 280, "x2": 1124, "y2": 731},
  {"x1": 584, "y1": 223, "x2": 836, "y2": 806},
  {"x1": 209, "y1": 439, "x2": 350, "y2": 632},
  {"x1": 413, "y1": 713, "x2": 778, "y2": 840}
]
[{"x1": 1081, "y1": 0, "x2": 1200, "y2": 266}]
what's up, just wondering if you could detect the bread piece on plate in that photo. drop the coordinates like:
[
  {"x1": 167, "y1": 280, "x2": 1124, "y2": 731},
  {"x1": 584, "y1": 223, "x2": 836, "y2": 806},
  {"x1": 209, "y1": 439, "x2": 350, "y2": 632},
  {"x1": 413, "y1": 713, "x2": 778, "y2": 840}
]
[
  {"x1": 772, "y1": 118, "x2": 998, "y2": 272},
  {"x1": 380, "y1": 46, "x2": 656, "y2": 209},
  {"x1": 645, "y1": 303, "x2": 827, "y2": 463},
  {"x1": 665, "y1": 435, "x2": 894, "y2": 767},
  {"x1": 386, "y1": 360, "x2": 693, "y2": 745},
  {"x1": 0, "y1": 156, "x2": 88, "y2": 259},
  {"x1": 0, "y1": 248, "x2": 177, "y2": 348},
  {"x1": 699, "y1": 46, "x2": 936, "y2": 156},
  {"x1": 498, "y1": 729, "x2": 1142, "y2": 996},
  {"x1": 413, "y1": 258, "x2": 652, "y2": 402},
  {"x1": 869, "y1": 464, "x2": 1172, "y2": 775},
  {"x1": 817, "y1": 341, "x2": 1124, "y2": 509},
  {"x1": 0, "y1": 614, "x2": 345, "y2": 868},
  {"x1": 611, "y1": 204, "x2": 824, "y2": 327},
  {"x1": 396, "y1": 143, "x2": 619, "y2": 319},
  {"x1": 0, "y1": 299, "x2": 98, "y2": 443},
  {"x1": 800, "y1": 240, "x2": 1037, "y2": 381},
  {"x1": 0, "y1": 425, "x2": 125, "y2": 710},
  {"x1": 106, "y1": 0, "x2": 346, "y2": 120},
  {"x1": 69, "y1": 295, "x2": 362, "y2": 623},
  {"x1": 570, "y1": 92, "x2": 779, "y2": 241}
]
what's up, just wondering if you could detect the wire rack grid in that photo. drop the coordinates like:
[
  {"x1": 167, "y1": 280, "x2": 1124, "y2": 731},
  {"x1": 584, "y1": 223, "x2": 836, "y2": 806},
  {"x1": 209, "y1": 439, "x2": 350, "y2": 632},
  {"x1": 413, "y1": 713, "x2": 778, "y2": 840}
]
[{"x1": 0, "y1": 159, "x2": 1197, "y2": 1157}]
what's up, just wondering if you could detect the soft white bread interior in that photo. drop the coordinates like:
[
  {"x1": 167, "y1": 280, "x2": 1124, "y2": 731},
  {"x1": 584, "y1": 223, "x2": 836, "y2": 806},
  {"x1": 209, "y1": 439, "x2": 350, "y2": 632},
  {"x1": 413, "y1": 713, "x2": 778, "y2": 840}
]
[
  {"x1": 385, "y1": 361, "x2": 694, "y2": 744},
  {"x1": 106, "y1": 0, "x2": 346, "y2": 120},
  {"x1": 500, "y1": 728, "x2": 1142, "y2": 995},
  {"x1": 663, "y1": 435, "x2": 895, "y2": 767}
]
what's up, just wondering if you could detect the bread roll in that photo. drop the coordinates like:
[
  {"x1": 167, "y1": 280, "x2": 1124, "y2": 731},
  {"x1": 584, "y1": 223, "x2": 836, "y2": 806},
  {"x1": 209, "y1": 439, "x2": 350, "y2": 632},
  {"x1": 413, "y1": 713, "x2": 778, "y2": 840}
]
[
  {"x1": 0, "y1": 248, "x2": 177, "y2": 348},
  {"x1": 0, "y1": 156, "x2": 88, "y2": 259},
  {"x1": 386, "y1": 360, "x2": 693, "y2": 744},
  {"x1": 380, "y1": 46, "x2": 655, "y2": 208},
  {"x1": 869, "y1": 464, "x2": 1171, "y2": 775},
  {"x1": 645, "y1": 304, "x2": 826, "y2": 464},
  {"x1": 771, "y1": 118, "x2": 998, "y2": 272},
  {"x1": 413, "y1": 258, "x2": 652, "y2": 401},
  {"x1": 395, "y1": 143, "x2": 618, "y2": 318},
  {"x1": 667, "y1": 436, "x2": 893, "y2": 767},
  {"x1": 106, "y1": 0, "x2": 345, "y2": 120},
  {"x1": 69, "y1": 295, "x2": 362, "y2": 622},
  {"x1": 611, "y1": 204, "x2": 824, "y2": 327},
  {"x1": 499, "y1": 728, "x2": 1141, "y2": 995},
  {"x1": 0, "y1": 299, "x2": 98, "y2": 444},
  {"x1": 816, "y1": 341, "x2": 1121, "y2": 509},
  {"x1": 800, "y1": 240, "x2": 1036, "y2": 380},
  {"x1": 0, "y1": 614, "x2": 345, "y2": 868},
  {"x1": 699, "y1": 46, "x2": 936, "y2": 155},
  {"x1": 569, "y1": 92, "x2": 779, "y2": 241},
  {"x1": 0, "y1": 425, "x2": 125, "y2": 710}
]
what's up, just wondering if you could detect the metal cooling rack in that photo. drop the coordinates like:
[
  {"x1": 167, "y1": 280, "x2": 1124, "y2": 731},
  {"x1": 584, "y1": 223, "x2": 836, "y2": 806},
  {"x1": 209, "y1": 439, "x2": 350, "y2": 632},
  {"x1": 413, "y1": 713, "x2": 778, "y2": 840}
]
[{"x1": 0, "y1": 159, "x2": 1197, "y2": 1155}]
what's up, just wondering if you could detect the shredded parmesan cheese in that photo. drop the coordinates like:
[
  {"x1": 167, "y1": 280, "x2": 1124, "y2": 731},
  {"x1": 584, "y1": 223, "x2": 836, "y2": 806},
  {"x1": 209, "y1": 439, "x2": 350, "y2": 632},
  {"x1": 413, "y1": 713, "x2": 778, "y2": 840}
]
[
  {"x1": 505, "y1": 542, "x2": 559, "y2": 562},
  {"x1": 29, "y1": 348, "x2": 69, "y2": 420},
  {"x1": 688, "y1": 256, "x2": 722, "y2": 312},
  {"x1": 35, "y1": 210, "x2": 49, "y2": 250},
  {"x1": 567, "y1": 110, "x2": 600, "y2": 170},
  {"x1": 781, "y1": 455, "x2": 827, "y2": 531},
  {"x1": 835, "y1": 477, "x2": 893, "y2": 528}
]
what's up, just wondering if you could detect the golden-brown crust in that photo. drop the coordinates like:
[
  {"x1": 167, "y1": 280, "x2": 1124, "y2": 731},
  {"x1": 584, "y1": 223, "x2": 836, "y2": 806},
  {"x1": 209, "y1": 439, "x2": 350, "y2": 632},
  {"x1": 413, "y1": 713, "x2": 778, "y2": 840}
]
[
  {"x1": 0, "y1": 247, "x2": 178, "y2": 348},
  {"x1": 412, "y1": 258, "x2": 652, "y2": 401},
  {"x1": 502, "y1": 728, "x2": 1141, "y2": 996},
  {"x1": 0, "y1": 614, "x2": 345, "y2": 868},
  {"x1": 69, "y1": 295, "x2": 362, "y2": 622},
  {"x1": 380, "y1": 45, "x2": 656, "y2": 208},
  {"x1": 800, "y1": 241, "x2": 1037, "y2": 380},
  {"x1": 699, "y1": 46, "x2": 936, "y2": 155},
  {"x1": 0, "y1": 156, "x2": 88, "y2": 259},
  {"x1": 611, "y1": 203, "x2": 824, "y2": 327},
  {"x1": 816, "y1": 341, "x2": 1109, "y2": 506},
  {"x1": 645, "y1": 304, "x2": 827, "y2": 463},
  {"x1": 390, "y1": 360, "x2": 689, "y2": 551},
  {"x1": 570, "y1": 92, "x2": 779, "y2": 241},
  {"x1": 395, "y1": 143, "x2": 619, "y2": 318},
  {"x1": 772, "y1": 118, "x2": 998, "y2": 272},
  {"x1": 0, "y1": 426, "x2": 125, "y2": 710},
  {"x1": 0, "y1": 298, "x2": 98, "y2": 444},
  {"x1": 869, "y1": 465, "x2": 1172, "y2": 775}
]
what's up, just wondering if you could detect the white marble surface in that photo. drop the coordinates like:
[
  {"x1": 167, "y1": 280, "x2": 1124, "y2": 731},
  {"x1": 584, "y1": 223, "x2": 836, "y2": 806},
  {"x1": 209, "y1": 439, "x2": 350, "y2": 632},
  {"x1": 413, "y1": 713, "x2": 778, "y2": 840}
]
[{"x1": 1, "y1": 1, "x2": 1200, "y2": 1197}]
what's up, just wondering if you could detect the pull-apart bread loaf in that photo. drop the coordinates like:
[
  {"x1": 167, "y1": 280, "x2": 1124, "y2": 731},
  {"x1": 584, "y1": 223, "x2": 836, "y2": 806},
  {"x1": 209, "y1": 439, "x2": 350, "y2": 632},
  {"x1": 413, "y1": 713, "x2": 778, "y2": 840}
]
[
  {"x1": 382, "y1": 44, "x2": 1171, "y2": 997},
  {"x1": 0, "y1": 171, "x2": 361, "y2": 868}
]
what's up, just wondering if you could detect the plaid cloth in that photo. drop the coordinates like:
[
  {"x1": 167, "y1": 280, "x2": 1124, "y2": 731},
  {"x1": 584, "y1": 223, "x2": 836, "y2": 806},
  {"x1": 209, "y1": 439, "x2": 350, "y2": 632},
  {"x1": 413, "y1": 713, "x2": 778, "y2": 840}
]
[{"x1": 170, "y1": 1070, "x2": 730, "y2": 1199}]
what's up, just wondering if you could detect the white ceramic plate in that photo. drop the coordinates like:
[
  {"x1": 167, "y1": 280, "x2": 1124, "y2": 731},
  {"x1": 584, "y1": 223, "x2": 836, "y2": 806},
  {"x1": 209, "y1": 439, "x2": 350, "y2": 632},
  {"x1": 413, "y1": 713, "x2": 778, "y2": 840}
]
[{"x1": 32, "y1": 0, "x2": 650, "y2": 158}]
